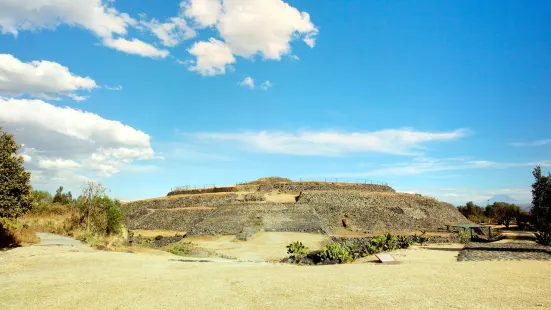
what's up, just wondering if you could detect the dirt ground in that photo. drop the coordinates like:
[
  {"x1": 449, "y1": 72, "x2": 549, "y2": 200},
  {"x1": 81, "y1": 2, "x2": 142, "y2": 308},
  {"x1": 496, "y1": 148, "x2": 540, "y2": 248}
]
[
  {"x1": 132, "y1": 229, "x2": 187, "y2": 238},
  {"x1": 1, "y1": 233, "x2": 550, "y2": 309},
  {"x1": 186, "y1": 232, "x2": 329, "y2": 261}
]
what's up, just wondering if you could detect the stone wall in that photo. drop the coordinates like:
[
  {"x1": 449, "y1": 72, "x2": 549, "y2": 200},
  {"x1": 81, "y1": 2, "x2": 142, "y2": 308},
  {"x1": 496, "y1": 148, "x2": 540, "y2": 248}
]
[
  {"x1": 297, "y1": 191, "x2": 468, "y2": 233},
  {"x1": 124, "y1": 189, "x2": 467, "y2": 236},
  {"x1": 126, "y1": 193, "x2": 238, "y2": 210},
  {"x1": 125, "y1": 202, "x2": 326, "y2": 235},
  {"x1": 167, "y1": 186, "x2": 237, "y2": 196},
  {"x1": 236, "y1": 181, "x2": 395, "y2": 193}
]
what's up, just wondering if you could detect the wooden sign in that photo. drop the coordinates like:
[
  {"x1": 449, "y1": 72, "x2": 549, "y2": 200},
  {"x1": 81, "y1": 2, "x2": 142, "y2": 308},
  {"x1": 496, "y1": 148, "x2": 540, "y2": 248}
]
[{"x1": 375, "y1": 254, "x2": 398, "y2": 264}]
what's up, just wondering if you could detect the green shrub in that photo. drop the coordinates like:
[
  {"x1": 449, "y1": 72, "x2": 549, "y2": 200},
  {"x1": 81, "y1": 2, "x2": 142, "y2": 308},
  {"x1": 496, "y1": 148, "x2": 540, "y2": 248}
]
[
  {"x1": 286, "y1": 241, "x2": 309, "y2": 259},
  {"x1": 457, "y1": 230, "x2": 471, "y2": 243},
  {"x1": 320, "y1": 243, "x2": 353, "y2": 263},
  {"x1": 369, "y1": 235, "x2": 386, "y2": 254},
  {"x1": 106, "y1": 199, "x2": 125, "y2": 234},
  {"x1": 77, "y1": 183, "x2": 125, "y2": 236},
  {"x1": 166, "y1": 241, "x2": 195, "y2": 256},
  {"x1": 412, "y1": 231, "x2": 429, "y2": 245},
  {"x1": 535, "y1": 230, "x2": 551, "y2": 246},
  {"x1": 397, "y1": 235, "x2": 412, "y2": 249},
  {"x1": 384, "y1": 233, "x2": 398, "y2": 251}
]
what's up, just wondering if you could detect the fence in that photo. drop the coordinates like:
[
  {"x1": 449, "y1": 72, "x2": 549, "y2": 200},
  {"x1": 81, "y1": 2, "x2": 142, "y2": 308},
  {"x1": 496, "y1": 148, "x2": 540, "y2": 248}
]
[
  {"x1": 170, "y1": 184, "x2": 217, "y2": 192},
  {"x1": 171, "y1": 178, "x2": 389, "y2": 192}
]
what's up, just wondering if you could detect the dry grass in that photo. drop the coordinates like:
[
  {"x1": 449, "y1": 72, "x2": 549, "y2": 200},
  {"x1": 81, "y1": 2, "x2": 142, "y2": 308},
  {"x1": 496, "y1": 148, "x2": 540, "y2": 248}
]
[
  {"x1": 19, "y1": 211, "x2": 79, "y2": 235},
  {"x1": 265, "y1": 193, "x2": 299, "y2": 203},
  {"x1": 132, "y1": 229, "x2": 187, "y2": 237},
  {"x1": 0, "y1": 224, "x2": 39, "y2": 248},
  {"x1": 13, "y1": 227, "x2": 39, "y2": 246}
]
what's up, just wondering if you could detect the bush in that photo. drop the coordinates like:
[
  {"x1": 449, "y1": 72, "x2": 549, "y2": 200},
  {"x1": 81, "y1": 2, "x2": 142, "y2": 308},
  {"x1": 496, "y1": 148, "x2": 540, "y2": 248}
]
[
  {"x1": 457, "y1": 230, "x2": 471, "y2": 244},
  {"x1": 106, "y1": 199, "x2": 125, "y2": 234},
  {"x1": 79, "y1": 183, "x2": 125, "y2": 236},
  {"x1": 287, "y1": 234, "x2": 417, "y2": 265},
  {"x1": 397, "y1": 235, "x2": 412, "y2": 249},
  {"x1": 244, "y1": 193, "x2": 265, "y2": 202},
  {"x1": 32, "y1": 202, "x2": 75, "y2": 216},
  {"x1": 320, "y1": 243, "x2": 353, "y2": 263},
  {"x1": 286, "y1": 241, "x2": 309, "y2": 259},
  {"x1": 412, "y1": 231, "x2": 430, "y2": 245},
  {"x1": 535, "y1": 230, "x2": 551, "y2": 246},
  {"x1": 31, "y1": 190, "x2": 53, "y2": 204},
  {"x1": 384, "y1": 233, "x2": 398, "y2": 251},
  {"x1": 0, "y1": 218, "x2": 38, "y2": 248},
  {"x1": 369, "y1": 235, "x2": 386, "y2": 253},
  {"x1": 166, "y1": 241, "x2": 195, "y2": 256}
]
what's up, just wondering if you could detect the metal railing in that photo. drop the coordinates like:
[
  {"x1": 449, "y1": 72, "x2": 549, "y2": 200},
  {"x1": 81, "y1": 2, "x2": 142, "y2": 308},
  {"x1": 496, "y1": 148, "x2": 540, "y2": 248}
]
[{"x1": 171, "y1": 179, "x2": 389, "y2": 192}]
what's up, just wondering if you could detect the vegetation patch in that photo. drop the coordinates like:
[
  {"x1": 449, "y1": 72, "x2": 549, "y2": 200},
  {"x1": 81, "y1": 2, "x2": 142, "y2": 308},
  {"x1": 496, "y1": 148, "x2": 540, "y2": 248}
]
[
  {"x1": 284, "y1": 233, "x2": 417, "y2": 265},
  {"x1": 0, "y1": 218, "x2": 38, "y2": 248}
]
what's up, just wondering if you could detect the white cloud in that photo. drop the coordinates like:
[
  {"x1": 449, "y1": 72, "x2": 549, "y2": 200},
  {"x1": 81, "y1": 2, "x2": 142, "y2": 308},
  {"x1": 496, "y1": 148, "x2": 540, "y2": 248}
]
[
  {"x1": 334, "y1": 157, "x2": 551, "y2": 177},
  {"x1": 140, "y1": 17, "x2": 196, "y2": 47},
  {"x1": 187, "y1": 38, "x2": 235, "y2": 75},
  {"x1": 0, "y1": 0, "x2": 135, "y2": 39},
  {"x1": 260, "y1": 80, "x2": 272, "y2": 91},
  {"x1": 0, "y1": 97, "x2": 157, "y2": 184},
  {"x1": 217, "y1": 0, "x2": 318, "y2": 59},
  {"x1": 0, "y1": 0, "x2": 184, "y2": 58},
  {"x1": 103, "y1": 38, "x2": 170, "y2": 58},
  {"x1": 194, "y1": 129, "x2": 467, "y2": 156},
  {"x1": 183, "y1": 0, "x2": 318, "y2": 74},
  {"x1": 0, "y1": 54, "x2": 97, "y2": 100},
  {"x1": 67, "y1": 94, "x2": 87, "y2": 102},
  {"x1": 176, "y1": 59, "x2": 193, "y2": 66},
  {"x1": 38, "y1": 158, "x2": 82, "y2": 170},
  {"x1": 511, "y1": 139, "x2": 551, "y2": 147},
  {"x1": 238, "y1": 76, "x2": 254, "y2": 89},
  {"x1": 182, "y1": 0, "x2": 222, "y2": 28},
  {"x1": 105, "y1": 85, "x2": 123, "y2": 91},
  {"x1": 303, "y1": 36, "x2": 316, "y2": 48}
]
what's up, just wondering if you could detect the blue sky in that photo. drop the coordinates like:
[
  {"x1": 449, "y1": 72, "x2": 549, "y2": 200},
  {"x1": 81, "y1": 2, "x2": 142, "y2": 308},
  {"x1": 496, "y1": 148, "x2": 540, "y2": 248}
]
[{"x1": 0, "y1": 0, "x2": 550, "y2": 204}]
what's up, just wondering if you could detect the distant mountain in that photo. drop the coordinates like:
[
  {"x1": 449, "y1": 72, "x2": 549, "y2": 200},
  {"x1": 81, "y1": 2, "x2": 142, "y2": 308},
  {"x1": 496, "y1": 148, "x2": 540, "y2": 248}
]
[
  {"x1": 477, "y1": 194, "x2": 518, "y2": 205},
  {"x1": 476, "y1": 195, "x2": 532, "y2": 212}
]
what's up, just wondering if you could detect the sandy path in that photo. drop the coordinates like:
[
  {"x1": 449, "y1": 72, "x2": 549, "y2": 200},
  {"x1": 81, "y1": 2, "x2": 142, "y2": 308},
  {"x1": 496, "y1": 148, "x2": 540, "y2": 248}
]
[
  {"x1": 186, "y1": 232, "x2": 329, "y2": 261},
  {"x1": 1, "y1": 235, "x2": 550, "y2": 309}
]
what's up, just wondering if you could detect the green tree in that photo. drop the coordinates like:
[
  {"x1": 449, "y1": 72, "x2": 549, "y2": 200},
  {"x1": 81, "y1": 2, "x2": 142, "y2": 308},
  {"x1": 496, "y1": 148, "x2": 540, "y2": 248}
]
[
  {"x1": 531, "y1": 166, "x2": 551, "y2": 230},
  {"x1": 78, "y1": 182, "x2": 124, "y2": 235},
  {"x1": 31, "y1": 190, "x2": 53, "y2": 204},
  {"x1": 53, "y1": 186, "x2": 73, "y2": 204},
  {"x1": 484, "y1": 205, "x2": 495, "y2": 222},
  {"x1": 0, "y1": 127, "x2": 32, "y2": 218},
  {"x1": 457, "y1": 201, "x2": 485, "y2": 222},
  {"x1": 492, "y1": 202, "x2": 520, "y2": 229},
  {"x1": 53, "y1": 186, "x2": 65, "y2": 204}
]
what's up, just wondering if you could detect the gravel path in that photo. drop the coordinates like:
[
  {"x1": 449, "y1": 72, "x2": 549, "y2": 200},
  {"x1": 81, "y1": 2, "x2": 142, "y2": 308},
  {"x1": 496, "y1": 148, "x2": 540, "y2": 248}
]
[
  {"x1": 458, "y1": 242, "x2": 551, "y2": 261},
  {"x1": 33, "y1": 232, "x2": 91, "y2": 249},
  {"x1": 1, "y1": 235, "x2": 550, "y2": 309}
]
